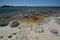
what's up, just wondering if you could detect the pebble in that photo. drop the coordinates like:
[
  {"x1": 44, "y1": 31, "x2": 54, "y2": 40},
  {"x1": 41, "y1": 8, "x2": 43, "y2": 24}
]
[
  {"x1": 19, "y1": 27, "x2": 21, "y2": 29},
  {"x1": 0, "y1": 36, "x2": 3, "y2": 38}
]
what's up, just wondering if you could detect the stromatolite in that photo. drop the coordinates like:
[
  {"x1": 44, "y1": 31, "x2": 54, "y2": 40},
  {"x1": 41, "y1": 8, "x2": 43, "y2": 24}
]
[{"x1": 10, "y1": 21, "x2": 19, "y2": 27}]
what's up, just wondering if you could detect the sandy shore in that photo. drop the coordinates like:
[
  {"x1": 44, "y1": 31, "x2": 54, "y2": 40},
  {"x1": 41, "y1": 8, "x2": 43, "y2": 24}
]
[{"x1": 0, "y1": 10, "x2": 60, "y2": 40}]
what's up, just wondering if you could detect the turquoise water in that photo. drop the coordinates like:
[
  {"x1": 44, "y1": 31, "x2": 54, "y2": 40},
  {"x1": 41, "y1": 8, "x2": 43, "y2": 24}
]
[{"x1": 0, "y1": 7, "x2": 60, "y2": 15}]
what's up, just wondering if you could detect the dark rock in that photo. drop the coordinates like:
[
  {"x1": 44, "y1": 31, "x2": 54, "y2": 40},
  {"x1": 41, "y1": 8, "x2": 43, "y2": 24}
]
[
  {"x1": 0, "y1": 36, "x2": 3, "y2": 38},
  {"x1": 10, "y1": 21, "x2": 19, "y2": 27},
  {"x1": 0, "y1": 22, "x2": 9, "y2": 27}
]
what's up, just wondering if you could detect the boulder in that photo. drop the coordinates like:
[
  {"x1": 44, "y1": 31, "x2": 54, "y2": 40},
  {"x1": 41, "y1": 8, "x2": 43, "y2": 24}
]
[{"x1": 10, "y1": 21, "x2": 19, "y2": 27}]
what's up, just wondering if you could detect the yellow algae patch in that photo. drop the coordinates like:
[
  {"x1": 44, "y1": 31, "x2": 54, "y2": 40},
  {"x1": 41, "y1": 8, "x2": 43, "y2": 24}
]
[{"x1": 20, "y1": 16, "x2": 45, "y2": 23}]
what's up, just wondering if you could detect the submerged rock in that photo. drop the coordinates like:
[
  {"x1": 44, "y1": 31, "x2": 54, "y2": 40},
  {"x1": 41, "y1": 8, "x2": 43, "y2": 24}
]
[
  {"x1": 0, "y1": 22, "x2": 9, "y2": 27},
  {"x1": 10, "y1": 21, "x2": 19, "y2": 27},
  {"x1": 4, "y1": 16, "x2": 10, "y2": 18},
  {"x1": 2, "y1": 15, "x2": 11, "y2": 19},
  {"x1": 17, "y1": 13, "x2": 29, "y2": 19}
]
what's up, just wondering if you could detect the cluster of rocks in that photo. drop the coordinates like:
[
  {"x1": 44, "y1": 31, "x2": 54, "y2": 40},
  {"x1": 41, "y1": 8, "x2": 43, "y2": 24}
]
[
  {"x1": 0, "y1": 10, "x2": 60, "y2": 19},
  {"x1": 0, "y1": 21, "x2": 19, "y2": 28},
  {"x1": 0, "y1": 10, "x2": 60, "y2": 40},
  {"x1": 0, "y1": 32, "x2": 17, "y2": 39},
  {"x1": 15, "y1": 10, "x2": 60, "y2": 18},
  {"x1": 0, "y1": 18, "x2": 60, "y2": 40}
]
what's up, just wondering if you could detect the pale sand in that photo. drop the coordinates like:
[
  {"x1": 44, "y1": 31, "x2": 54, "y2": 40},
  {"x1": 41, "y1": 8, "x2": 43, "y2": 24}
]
[{"x1": 0, "y1": 17, "x2": 60, "y2": 40}]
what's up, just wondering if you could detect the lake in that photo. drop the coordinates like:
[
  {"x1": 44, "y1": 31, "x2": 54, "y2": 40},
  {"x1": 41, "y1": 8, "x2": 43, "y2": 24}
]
[{"x1": 0, "y1": 7, "x2": 60, "y2": 15}]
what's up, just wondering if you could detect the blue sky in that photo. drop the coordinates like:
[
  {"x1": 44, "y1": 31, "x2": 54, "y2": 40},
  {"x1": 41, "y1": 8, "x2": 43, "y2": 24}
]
[{"x1": 0, "y1": 0, "x2": 60, "y2": 6}]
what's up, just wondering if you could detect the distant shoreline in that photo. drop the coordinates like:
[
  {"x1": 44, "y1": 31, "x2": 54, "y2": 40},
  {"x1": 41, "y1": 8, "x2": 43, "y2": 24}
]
[{"x1": 0, "y1": 5, "x2": 60, "y2": 8}]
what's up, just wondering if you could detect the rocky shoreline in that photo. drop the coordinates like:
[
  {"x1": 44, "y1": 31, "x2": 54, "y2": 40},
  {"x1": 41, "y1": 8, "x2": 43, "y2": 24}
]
[
  {"x1": 0, "y1": 10, "x2": 60, "y2": 40},
  {"x1": 0, "y1": 10, "x2": 60, "y2": 21}
]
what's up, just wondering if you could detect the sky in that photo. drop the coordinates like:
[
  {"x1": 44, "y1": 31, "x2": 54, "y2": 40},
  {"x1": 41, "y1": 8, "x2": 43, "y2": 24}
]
[{"x1": 0, "y1": 0, "x2": 60, "y2": 6}]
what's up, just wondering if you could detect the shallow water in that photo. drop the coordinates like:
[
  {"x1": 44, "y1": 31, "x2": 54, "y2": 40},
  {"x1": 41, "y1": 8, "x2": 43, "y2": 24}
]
[{"x1": 0, "y1": 7, "x2": 60, "y2": 15}]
